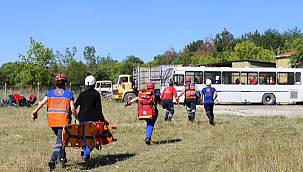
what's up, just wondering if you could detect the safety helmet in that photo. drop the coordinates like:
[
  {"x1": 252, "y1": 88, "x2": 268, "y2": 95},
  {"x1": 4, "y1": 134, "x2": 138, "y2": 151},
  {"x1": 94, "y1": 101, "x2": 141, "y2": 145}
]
[
  {"x1": 147, "y1": 82, "x2": 154, "y2": 89},
  {"x1": 85, "y1": 75, "x2": 96, "y2": 86},
  {"x1": 186, "y1": 76, "x2": 191, "y2": 82},
  {"x1": 206, "y1": 79, "x2": 212, "y2": 86},
  {"x1": 56, "y1": 73, "x2": 68, "y2": 81}
]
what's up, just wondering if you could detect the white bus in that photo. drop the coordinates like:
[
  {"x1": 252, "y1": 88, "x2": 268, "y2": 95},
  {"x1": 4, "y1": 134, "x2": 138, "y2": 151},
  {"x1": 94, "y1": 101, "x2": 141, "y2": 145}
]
[{"x1": 161, "y1": 67, "x2": 303, "y2": 105}]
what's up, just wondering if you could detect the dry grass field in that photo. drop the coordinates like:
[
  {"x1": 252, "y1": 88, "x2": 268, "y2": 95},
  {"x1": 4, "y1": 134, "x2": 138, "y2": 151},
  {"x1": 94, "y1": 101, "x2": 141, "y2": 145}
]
[{"x1": 1, "y1": 101, "x2": 303, "y2": 172}]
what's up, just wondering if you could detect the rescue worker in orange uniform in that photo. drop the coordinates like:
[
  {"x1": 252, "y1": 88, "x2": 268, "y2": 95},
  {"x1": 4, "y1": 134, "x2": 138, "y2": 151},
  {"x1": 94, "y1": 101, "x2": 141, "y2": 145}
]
[
  {"x1": 177, "y1": 77, "x2": 199, "y2": 123},
  {"x1": 161, "y1": 80, "x2": 179, "y2": 122},
  {"x1": 126, "y1": 82, "x2": 161, "y2": 145},
  {"x1": 32, "y1": 73, "x2": 77, "y2": 171}
]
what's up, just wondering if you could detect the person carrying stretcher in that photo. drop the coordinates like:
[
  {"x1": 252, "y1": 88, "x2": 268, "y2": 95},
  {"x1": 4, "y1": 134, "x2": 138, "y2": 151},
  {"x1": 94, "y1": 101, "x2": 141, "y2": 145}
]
[
  {"x1": 74, "y1": 75, "x2": 108, "y2": 163},
  {"x1": 32, "y1": 73, "x2": 77, "y2": 171}
]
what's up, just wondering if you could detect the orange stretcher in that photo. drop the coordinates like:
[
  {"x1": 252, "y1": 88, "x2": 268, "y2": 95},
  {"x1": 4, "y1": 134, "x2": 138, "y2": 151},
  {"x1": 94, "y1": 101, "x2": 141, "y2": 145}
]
[{"x1": 62, "y1": 121, "x2": 117, "y2": 150}]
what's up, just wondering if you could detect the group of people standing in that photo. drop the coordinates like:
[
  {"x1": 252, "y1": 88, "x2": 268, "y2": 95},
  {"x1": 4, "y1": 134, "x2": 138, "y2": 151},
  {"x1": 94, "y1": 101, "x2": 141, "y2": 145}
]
[{"x1": 31, "y1": 73, "x2": 217, "y2": 171}]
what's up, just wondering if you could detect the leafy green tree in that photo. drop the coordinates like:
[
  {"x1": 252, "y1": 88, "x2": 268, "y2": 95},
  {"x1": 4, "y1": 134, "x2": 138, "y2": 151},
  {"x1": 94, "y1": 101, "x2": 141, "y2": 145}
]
[
  {"x1": 233, "y1": 41, "x2": 275, "y2": 62},
  {"x1": 56, "y1": 47, "x2": 77, "y2": 67},
  {"x1": 148, "y1": 55, "x2": 166, "y2": 65},
  {"x1": 63, "y1": 60, "x2": 88, "y2": 86},
  {"x1": 83, "y1": 46, "x2": 97, "y2": 66},
  {"x1": 0, "y1": 62, "x2": 22, "y2": 85},
  {"x1": 213, "y1": 28, "x2": 237, "y2": 52},
  {"x1": 96, "y1": 56, "x2": 120, "y2": 81},
  {"x1": 18, "y1": 38, "x2": 57, "y2": 86},
  {"x1": 288, "y1": 37, "x2": 303, "y2": 67},
  {"x1": 172, "y1": 53, "x2": 193, "y2": 65},
  {"x1": 120, "y1": 55, "x2": 144, "y2": 75},
  {"x1": 184, "y1": 39, "x2": 216, "y2": 56}
]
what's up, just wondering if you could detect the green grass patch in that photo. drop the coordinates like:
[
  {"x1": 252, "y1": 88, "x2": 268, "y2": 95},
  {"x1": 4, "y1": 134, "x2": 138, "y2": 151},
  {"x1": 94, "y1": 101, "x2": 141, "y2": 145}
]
[{"x1": 0, "y1": 102, "x2": 303, "y2": 171}]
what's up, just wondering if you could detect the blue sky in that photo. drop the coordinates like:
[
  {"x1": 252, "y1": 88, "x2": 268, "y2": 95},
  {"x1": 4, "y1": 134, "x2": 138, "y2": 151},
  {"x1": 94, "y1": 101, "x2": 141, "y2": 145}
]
[{"x1": 0, "y1": 0, "x2": 302, "y2": 64}]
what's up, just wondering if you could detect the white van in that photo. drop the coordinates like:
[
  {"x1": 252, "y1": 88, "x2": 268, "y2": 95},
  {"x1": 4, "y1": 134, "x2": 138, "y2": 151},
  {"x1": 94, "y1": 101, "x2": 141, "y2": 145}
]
[{"x1": 95, "y1": 81, "x2": 112, "y2": 98}]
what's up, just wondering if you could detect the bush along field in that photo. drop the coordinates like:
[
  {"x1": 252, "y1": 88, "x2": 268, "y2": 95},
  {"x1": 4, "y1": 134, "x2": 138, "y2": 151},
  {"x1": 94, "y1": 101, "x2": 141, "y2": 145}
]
[{"x1": 1, "y1": 101, "x2": 303, "y2": 172}]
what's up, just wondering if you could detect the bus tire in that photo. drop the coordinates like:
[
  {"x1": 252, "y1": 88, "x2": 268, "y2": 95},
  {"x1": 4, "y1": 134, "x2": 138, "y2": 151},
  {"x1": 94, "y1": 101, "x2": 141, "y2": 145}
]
[
  {"x1": 262, "y1": 94, "x2": 276, "y2": 105},
  {"x1": 124, "y1": 93, "x2": 136, "y2": 103}
]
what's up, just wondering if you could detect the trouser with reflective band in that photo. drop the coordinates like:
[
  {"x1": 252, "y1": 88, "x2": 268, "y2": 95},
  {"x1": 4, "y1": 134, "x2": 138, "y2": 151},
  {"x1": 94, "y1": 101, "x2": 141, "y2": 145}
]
[
  {"x1": 50, "y1": 127, "x2": 66, "y2": 162},
  {"x1": 185, "y1": 98, "x2": 196, "y2": 120},
  {"x1": 163, "y1": 99, "x2": 174, "y2": 118},
  {"x1": 204, "y1": 104, "x2": 214, "y2": 122}
]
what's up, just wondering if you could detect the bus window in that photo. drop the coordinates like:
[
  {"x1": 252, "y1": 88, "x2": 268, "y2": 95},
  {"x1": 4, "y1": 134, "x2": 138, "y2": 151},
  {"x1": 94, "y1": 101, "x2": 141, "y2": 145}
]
[
  {"x1": 241, "y1": 72, "x2": 258, "y2": 85},
  {"x1": 204, "y1": 71, "x2": 221, "y2": 84},
  {"x1": 295, "y1": 72, "x2": 301, "y2": 85},
  {"x1": 259, "y1": 72, "x2": 276, "y2": 85},
  {"x1": 278, "y1": 72, "x2": 294, "y2": 85},
  {"x1": 185, "y1": 71, "x2": 203, "y2": 84},
  {"x1": 223, "y1": 72, "x2": 240, "y2": 84},
  {"x1": 173, "y1": 74, "x2": 184, "y2": 86}
]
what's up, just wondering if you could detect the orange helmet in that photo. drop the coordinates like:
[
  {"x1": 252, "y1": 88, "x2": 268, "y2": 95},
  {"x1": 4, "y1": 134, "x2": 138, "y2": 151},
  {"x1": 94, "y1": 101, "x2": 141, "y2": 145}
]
[
  {"x1": 147, "y1": 82, "x2": 154, "y2": 89},
  {"x1": 186, "y1": 76, "x2": 191, "y2": 82},
  {"x1": 55, "y1": 73, "x2": 68, "y2": 81}
]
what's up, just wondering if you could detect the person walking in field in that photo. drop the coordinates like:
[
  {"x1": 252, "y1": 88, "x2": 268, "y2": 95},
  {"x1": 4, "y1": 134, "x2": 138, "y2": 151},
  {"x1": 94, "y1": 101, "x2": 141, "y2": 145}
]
[
  {"x1": 32, "y1": 73, "x2": 77, "y2": 171},
  {"x1": 177, "y1": 77, "x2": 199, "y2": 123},
  {"x1": 161, "y1": 80, "x2": 179, "y2": 122},
  {"x1": 74, "y1": 75, "x2": 107, "y2": 163},
  {"x1": 125, "y1": 82, "x2": 161, "y2": 145},
  {"x1": 201, "y1": 79, "x2": 218, "y2": 126}
]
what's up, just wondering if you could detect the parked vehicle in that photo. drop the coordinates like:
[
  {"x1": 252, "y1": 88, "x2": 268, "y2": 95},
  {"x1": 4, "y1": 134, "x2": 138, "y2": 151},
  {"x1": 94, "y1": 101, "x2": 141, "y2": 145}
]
[{"x1": 112, "y1": 65, "x2": 174, "y2": 102}]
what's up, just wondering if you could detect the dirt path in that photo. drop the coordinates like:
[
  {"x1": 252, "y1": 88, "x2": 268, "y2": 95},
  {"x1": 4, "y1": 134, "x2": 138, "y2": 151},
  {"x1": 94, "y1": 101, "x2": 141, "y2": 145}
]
[{"x1": 195, "y1": 105, "x2": 303, "y2": 117}]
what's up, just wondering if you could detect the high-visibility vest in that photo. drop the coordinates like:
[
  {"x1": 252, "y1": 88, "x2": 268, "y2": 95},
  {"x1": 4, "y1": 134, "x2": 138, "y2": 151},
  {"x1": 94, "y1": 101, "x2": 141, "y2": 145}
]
[
  {"x1": 185, "y1": 84, "x2": 196, "y2": 99},
  {"x1": 47, "y1": 88, "x2": 73, "y2": 127}
]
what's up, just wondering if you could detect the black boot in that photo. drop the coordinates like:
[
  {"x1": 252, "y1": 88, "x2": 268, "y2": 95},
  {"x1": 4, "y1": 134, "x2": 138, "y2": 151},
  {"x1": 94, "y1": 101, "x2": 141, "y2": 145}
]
[
  {"x1": 209, "y1": 117, "x2": 215, "y2": 126},
  {"x1": 145, "y1": 137, "x2": 151, "y2": 145},
  {"x1": 48, "y1": 161, "x2": 56, "y2": 171},
  {"x1": 59, "y1": 158, "x2": 67, "y2": 168}
]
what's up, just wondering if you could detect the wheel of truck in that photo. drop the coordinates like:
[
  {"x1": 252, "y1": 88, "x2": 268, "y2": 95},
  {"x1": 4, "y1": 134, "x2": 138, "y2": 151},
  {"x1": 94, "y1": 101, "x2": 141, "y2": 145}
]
[
  {"x1": 262, "y1": 93, "x2": 276, "y2": 105},
  {"x1": 124, "y1": 93, "x2": 136, "y2": 103}
]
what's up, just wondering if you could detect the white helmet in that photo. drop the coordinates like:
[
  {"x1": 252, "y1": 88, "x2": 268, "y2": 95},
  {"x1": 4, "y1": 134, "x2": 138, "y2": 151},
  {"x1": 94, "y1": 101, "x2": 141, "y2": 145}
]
[
  {"x1": 206, "y1": 79, "x2": 212, "y2": 86},
  {"x1": 85, "y1": 75, "x2": 96, "y2": 86}
]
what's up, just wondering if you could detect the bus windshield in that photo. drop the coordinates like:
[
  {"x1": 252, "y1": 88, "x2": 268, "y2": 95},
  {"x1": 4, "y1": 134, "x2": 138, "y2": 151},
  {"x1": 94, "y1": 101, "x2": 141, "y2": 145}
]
[{"x1": 162, "y1": 68, "x2": 174, "y2": 84}]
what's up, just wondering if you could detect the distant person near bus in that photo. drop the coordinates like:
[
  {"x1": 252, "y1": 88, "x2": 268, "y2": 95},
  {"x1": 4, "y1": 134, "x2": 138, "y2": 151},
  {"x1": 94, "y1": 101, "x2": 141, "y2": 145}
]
[
  {"x1": 161, "y1": 80, "x2": 179, "y2": 122},
  {"x1": 201, "y1": 79, "x2": 218, "y2": 126},
  {"x1": 177, "y1": 77, "x2": 199, "y2": 123}
]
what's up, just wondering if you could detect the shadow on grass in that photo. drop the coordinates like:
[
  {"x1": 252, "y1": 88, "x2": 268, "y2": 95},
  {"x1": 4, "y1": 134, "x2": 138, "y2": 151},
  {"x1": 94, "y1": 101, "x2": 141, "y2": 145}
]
[
  {"x1": 195, "y1": 120, "x2": 231, "y2": 126},
  {"x1": 152, "y1": 138, "x2": 182, "y2": 145},
  {"x1": 77, "y1": 153, "x2": 136, "y2": 170}
]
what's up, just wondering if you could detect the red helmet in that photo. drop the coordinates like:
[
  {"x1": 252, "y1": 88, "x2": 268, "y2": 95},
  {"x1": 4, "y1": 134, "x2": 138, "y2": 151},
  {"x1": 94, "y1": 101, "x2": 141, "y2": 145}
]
[
  {"x1": 55, "y1": 73, "x2": 68, "y2": 81},
  {"x1": 147, "y1": 82, "x2": 154, "y2": 89},
  {"x1": 186, "y1": 76, "x2": 191, "y2": 82}
]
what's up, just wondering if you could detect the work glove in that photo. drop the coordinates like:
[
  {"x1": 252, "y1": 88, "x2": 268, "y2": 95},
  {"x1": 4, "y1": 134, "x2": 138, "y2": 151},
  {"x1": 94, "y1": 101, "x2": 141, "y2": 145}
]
[
  {"x1": 125, "y1": 102, "x2": 131, "y2": 107},
  {"x1": 31, "y1": 112, "x2": 38, "y2": 121},
  {"x1": 104, "y1": 120, "x2": 109, "y2": 125}
]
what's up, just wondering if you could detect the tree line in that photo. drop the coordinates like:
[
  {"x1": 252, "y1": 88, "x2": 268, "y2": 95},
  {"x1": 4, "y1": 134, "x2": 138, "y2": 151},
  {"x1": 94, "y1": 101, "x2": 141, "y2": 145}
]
[{"x1": 1, "y1": 27, "x2": 303, "y2": 86}]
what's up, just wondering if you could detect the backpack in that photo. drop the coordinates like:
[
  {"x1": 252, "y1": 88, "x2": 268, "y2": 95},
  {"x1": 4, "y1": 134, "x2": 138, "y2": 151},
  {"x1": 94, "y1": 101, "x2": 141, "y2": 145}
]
[{"x1": 137, "y1": 89, "x2": 156, "y2": 120}]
